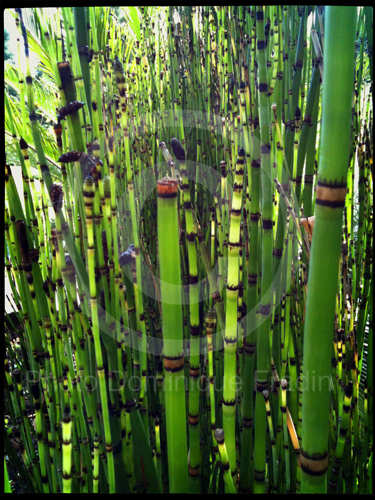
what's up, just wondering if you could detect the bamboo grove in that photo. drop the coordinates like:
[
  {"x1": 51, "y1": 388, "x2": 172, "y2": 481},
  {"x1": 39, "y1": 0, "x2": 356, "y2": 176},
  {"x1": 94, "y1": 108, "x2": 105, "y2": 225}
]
[{"x1": 3, "y1": 5, "x2": 373, "y2": 494}]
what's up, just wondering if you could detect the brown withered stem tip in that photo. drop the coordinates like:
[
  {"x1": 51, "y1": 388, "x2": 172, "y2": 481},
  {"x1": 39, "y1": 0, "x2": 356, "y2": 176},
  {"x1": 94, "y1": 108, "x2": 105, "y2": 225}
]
[
  {"x1": 301, "y1": 215, "x2": 315, "y2": 243},
  {"x1": 157, "y1": 177, "x2": 178, "y2": 197}
]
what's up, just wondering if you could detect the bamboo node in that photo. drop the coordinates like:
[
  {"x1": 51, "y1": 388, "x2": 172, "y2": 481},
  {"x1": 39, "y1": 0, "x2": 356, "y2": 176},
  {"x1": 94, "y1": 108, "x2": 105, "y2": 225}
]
[
  {"x1": 163, "y1": 356, "x2": 184, "y2": 372},
  {"x1": 300, "y1": 449, "x2": 329, "y2": 476},
  {"x1": 316, "y1": 182, "x2": 347, "y2": 207},
  {"x1": 157, "y1": 177, "x2": 178, "y2": 197}
]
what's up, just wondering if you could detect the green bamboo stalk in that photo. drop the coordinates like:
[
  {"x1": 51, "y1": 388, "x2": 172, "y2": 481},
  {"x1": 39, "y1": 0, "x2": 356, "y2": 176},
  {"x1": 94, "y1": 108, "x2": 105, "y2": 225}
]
[
  {"x1": 264, "y1": 389, "x2": 278, "y2": 492},
  {"x1": 170, "y1": 138, "x2": 201, "y2": 493},
  {"x1": 61, "y1": 406, "x2": 72, "y2": 494},
  {"x1": 82, "y1": 174, "x2": 116, "y2": 492},
  {"x1": 281, "y1": 379, "x2": 290, "y2": 493},
  {"x1": 73, "y1": 8, "x2": 92, "y2": 126},
  {"x1": 301, "y1": 7, "x2": 357, "y2": 493},
  {"x1": 12, "y1": 368, "x2": 43, "y2": 490},
  {"x1": 157, "y1": 177, "x2": 188, "y2": 493},
  {"x1": 222, "y1": 146, "x2": 245, "y2": 488},
  {"x1": 30, "y1": 382, "x2": 50, "y2": 493},
  {"x1": 4, "y1": 457, "x2": 12, "y2": 494},
  {"x1": 254, "y1": 6, "x2": 272, "y2": 493},
  {"x1": 328, "y1": 381, "x2": 353, "y2": 492},
  {"x1": 214, "y1": 429, "x2": 236, "y2": 494}
]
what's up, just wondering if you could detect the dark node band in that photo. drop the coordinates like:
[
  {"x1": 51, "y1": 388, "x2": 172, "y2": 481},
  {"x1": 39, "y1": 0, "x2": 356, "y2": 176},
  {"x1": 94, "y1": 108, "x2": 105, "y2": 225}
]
[
  {"x1": 222, "y1": 399, "x2": 236, "y2": 406},
  {"x1": 262, "y1": 219, "x2": 273, "y2": 230},
  {"x1": 189, "y1": 274, "x2": 198, "y2": 285},
  {"x1": 243, "y1": 417, "x2": 253, "y2": 428},
  {"x1": 190, "y1": 325, "x2": 200, "y2": 336},
  {"x1": 256, "y1": 381, "x2": 268, "y2": 392},
  {"x1": 163, "y1": 356, "x2": 184, "y2": 372},
  {"x1": 233, "y1": 182, "x2": 244, "y2": 191},
  {"x1": 315, "y1": 199, "x2": 345, "y2": 208},
  {"x1": 257, "y1": 39, "x2": 267, "y2": 50},
  {"x1": 250, "y1": 212, "x2": 261, "y2": 222},
  {"x1": 254, "y1": 469, "x2": 265, "y2": 481},
  {"x1": 189, "y1": 465, "x2": 200, "y2": 476},
  {"x1": 317, "y1": 179, "x2": 347, "y2": 188},
  {"x1": 300, "y1": 449, "x2": 329, "y2": 476},
  {"x1": 247, "y1": 274, "x2": 257, "y2": 284},
  {"x1": 230, "y1": 208, "x2": 242, "y2": 217},
  {"x1": 259, "y1": 303, "x2": 271, "y2": 315}
]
